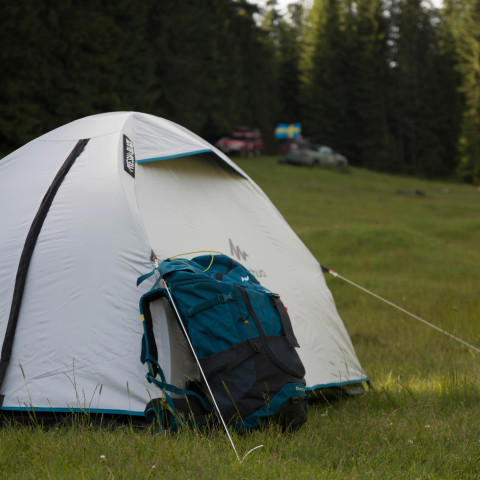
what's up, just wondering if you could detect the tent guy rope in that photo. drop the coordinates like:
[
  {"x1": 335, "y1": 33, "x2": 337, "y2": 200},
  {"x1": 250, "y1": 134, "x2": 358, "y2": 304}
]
[
  {"x1": 321, "y1": 266, "x2": 480, "y2": 354},
  {"x1": 163, "y1": 280, "x2": 263, "y2": 463}
]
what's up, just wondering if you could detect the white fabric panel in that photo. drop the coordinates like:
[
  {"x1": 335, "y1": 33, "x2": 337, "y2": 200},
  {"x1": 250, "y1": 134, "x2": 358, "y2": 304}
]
[
  {"x1": 37, "y1": 112, "x2": 130, "y2": 142},
  {"x1": 135, "y1": 156, "x2": 366, "y2": 388},
  {"x1": 150, "y1": 298, "x2": 199, "y2": 390},
  {"x1": 2, "y1": 134, "x2": 153, "y2": 413},
  {"x1": 133, "y1": 112, "x2": 211, "y2": 161},
  {"x1": 150, "y1": 299, "x2": 172, "y2": 387},
  {"x1": 0, "y1": 140, "x2": 78, "y2": 344}
]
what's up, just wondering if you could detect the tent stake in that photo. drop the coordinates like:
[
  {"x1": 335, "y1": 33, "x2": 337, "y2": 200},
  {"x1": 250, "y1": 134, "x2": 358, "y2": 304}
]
[
  {"x1": 322, "y1": 266, "x2": 480, "y2": 354},
  {"x1": 162, "y1": 281, "x2": 263, "y2": 463}
]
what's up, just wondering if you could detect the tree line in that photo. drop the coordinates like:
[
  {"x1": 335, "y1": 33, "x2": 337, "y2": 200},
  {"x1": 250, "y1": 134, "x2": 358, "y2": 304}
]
[{"x1": 0, "y1": 0, "x2": 479, "y2": 184}]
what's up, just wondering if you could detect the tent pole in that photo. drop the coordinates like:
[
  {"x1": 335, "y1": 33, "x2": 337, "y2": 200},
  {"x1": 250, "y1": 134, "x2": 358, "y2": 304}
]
[
  {"x1": 162, "y1": 281, "x2": 263, "y2": 463},
  {"x1": 322, "y1": 266, "x2": 480, "y2": 354}
]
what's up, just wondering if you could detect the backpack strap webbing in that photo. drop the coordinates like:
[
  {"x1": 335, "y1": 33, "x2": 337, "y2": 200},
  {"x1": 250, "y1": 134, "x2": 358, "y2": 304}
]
[
  {"x1": 237, "y1": 286, "x2": 302, "y2": 378},
  {"x1": 271, "y1": 297, "x2": 300, "y2": 348}
]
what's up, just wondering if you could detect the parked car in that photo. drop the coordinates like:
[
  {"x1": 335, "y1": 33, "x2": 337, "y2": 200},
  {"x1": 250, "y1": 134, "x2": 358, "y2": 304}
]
[
  {"x1": 278, "y1": 137, "x2": 309, "y2": 156},
  {"x1": 215, "y1": 129, "x2": 263, "y2": 156},
  {"x1": 281, "y1": 143, "x2": 348, "y2": 168}
]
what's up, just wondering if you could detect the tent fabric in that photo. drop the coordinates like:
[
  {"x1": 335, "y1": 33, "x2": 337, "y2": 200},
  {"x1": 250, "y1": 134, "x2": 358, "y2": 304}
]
[
  {"x1": 0, "y1": 139, "x2": 90, "y2": 393},
  {"x1": 0, "y1": 112, "x2": 367, "y2": 416}
]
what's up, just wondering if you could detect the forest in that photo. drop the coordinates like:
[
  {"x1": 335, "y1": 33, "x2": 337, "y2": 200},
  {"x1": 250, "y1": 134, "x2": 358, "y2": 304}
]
[{"x1": 1, "y1": 0, "x2": 479, "y2": 184}]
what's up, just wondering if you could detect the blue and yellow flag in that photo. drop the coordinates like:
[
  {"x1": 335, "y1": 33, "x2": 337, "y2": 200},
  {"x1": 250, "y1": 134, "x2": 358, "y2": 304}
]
[{"x1": 275, "y1": 123, "x2": 301, "y2": 139}]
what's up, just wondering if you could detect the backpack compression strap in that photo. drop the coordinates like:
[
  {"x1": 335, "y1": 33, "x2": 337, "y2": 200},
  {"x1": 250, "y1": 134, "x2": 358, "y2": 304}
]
[{"x1": 270, "y1": 297, "x2": 300, "y2": 348}]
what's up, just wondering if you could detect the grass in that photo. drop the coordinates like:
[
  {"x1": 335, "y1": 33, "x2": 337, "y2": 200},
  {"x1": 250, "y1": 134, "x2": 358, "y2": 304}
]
[{"x1": 1, "y1": 157, "x2": 480, "y2": 478}]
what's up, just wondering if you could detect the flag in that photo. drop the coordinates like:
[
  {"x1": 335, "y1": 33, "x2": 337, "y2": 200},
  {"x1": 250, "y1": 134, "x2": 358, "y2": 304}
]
[{"x1": 275, "y1": 123, "x2": 301, "y2": 139}]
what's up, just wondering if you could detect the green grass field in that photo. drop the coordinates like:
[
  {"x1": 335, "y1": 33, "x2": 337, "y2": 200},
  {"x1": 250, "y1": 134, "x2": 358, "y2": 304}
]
[{"x1": 1, "y1": 157, "x2": 479, "y2": 479}]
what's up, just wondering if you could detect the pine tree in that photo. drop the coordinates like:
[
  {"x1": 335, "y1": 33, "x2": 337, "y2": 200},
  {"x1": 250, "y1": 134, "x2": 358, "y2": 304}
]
[
  {"x1": 388, "y1": 0, "x2": 461, "y2": 176},
  {"x1": 302, "y1": 0, "x2": 353, "y2": 155},
  {"x1": 444, "y1": 0, "x2": 480, "y2": 184}
]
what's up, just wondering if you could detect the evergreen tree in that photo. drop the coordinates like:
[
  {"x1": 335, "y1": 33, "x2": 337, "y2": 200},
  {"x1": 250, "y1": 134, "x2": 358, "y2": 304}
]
[
  {"x1": 0, "y1": 0, "x2": 280, "y2": 155},
  {"x1": 353, "y1": 0, "x2": 392, "y2": 170},
  {"x1": 301, "y1": 0, "x2": 389, "y2": 165},
  {"x1": 389, "y1": 0, "x2": 462, "y2": 176},
  {"x1": 444, "y1": 0, "x2": 480, "y2": 184},
  {"x1": 0, "y1": 0, "x2": 471, "y2": 181},
  {"x1": 302, "y1": 0, "x2": 354, "y2": 156},
  {"x1": 300, "y1": 0, "x2": 462, "y2": 176},
  {"x1": 0, "y1": 0, "x2": 154, "y2": 155},
  {"x1": 142, "y1": 0, "x2": 280, "y2": 146},
  {"x1": 262, "y1": 1, "x2": 306, "y2": 123}
]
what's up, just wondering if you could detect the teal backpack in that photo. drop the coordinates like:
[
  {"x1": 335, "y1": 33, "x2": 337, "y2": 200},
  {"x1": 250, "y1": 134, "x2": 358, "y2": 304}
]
[{"x1": 138, "y1": 254, "x2": 307, "y2": 432}]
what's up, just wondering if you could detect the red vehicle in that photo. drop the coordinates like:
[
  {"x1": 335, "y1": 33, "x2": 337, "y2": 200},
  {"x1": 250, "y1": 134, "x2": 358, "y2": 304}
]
[{"x1": 215, "y1": 129, "x2": 263, "y2": 156}]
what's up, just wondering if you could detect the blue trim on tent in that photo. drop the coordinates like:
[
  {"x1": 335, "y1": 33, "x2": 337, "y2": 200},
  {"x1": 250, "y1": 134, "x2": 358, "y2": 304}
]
[
  {"x1": 137, "y1": 149, "x2": 213, "y2": 163},
  {"x1": 305, "y1": 377, "x2": 369, "y2": 391},
  {"x1": 0, "y1": 406, "x2": 144, "y2": 416}
]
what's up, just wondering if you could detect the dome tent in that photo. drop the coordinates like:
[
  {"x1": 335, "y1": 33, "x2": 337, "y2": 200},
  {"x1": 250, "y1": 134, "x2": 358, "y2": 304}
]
[{"x1": 0, "y1": 112, "x2": 367, "y2": 417}]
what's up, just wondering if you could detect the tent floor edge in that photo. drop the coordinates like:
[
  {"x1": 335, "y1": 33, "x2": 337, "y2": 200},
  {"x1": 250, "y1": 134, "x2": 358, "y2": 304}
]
[
  {"x1": 0, "y1": 410, "x2": 151, "y2": 429},
  {"x1": 307, "y1": 383, "x2": 367, "y2": 404}
]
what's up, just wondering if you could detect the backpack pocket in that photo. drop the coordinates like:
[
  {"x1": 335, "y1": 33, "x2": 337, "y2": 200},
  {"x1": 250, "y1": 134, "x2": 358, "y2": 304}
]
[
  {"x1": 199, "y1": 337, "x2": 307, "y2": 428},
  {"x1": 264, "y1": 335, "x2": 306, "y2": 379}
]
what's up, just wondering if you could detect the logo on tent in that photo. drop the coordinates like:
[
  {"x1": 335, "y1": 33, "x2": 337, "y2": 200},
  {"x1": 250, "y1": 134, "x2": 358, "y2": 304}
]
[
  {"x1": 123, "y1": 135, "x2": 135, "y2": 177},
  {"x1": 229, "y1": 238, "x2": 248, "y2": 262}
]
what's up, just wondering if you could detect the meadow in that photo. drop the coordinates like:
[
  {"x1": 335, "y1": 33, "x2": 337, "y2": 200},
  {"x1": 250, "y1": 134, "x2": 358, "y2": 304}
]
[{"x1": 1, "y1": 156, "x2": 479, "y2": 479}]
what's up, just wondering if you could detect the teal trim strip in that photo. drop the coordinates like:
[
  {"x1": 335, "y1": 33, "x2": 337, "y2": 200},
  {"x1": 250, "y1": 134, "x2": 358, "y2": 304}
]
[
  {"x1": 137, "y1": 149, "x2": 212, "y2": 163},
  {"x1": 0, "y1": 406, "x2": 144, "y2": 416},
  {"x1": 305, "y1": 377, "x2": 369, "y2": 391}
]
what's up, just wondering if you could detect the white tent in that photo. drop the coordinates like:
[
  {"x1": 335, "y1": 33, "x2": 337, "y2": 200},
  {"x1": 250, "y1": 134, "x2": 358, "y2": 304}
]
[{"x1": 0, "y1": 112, "x2": 367, "y2": 417}]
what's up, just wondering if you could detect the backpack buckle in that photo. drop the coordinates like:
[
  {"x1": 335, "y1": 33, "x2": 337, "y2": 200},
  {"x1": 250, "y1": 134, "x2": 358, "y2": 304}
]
[{"x1": 220, "y1": 293, "x2": 234, "y2": 303}]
